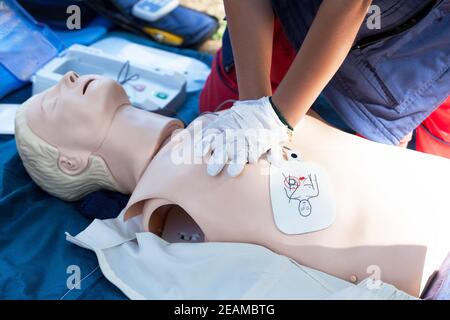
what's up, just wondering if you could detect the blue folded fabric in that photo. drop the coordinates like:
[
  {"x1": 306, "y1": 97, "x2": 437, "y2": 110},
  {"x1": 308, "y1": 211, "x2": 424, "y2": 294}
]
[{"x1": 0, "y1": 68, "x2": 26, "y2": 101}]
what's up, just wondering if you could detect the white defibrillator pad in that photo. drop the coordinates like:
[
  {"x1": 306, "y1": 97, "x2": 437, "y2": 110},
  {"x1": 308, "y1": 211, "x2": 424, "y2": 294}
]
[{"x1": 270, "y1": 150, "x2": 336, "y2": 235}]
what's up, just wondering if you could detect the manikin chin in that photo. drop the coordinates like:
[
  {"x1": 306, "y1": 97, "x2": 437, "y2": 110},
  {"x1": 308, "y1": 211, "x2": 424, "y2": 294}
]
[{"x1": 15, "y1": 72, "x2": 450, "y2": 297}]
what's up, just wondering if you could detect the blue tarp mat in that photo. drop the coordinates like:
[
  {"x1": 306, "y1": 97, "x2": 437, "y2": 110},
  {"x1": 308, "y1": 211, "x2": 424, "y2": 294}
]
[{"x1": 0, "y1": 30, "x2": 212, "y2": 299}]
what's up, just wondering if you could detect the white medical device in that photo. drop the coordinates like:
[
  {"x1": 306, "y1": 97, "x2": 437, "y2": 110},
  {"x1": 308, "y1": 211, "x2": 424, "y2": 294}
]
[
  {"x1": 32, "y1": 44, "x2": 187, "y2": 113},
  {"x1": 91, "y1": 36, "x2": 211, "y2": 93},
  {"x1": 131, "y1": 0, "x2": 179, "y2": 22}
]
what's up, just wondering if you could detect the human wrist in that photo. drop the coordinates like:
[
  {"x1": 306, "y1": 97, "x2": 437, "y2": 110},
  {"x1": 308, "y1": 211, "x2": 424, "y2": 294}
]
[
  {"x1": 238, "y1": 82, "x2": 272, "y2": 101},
  {"x1": 268, "y1": 96, "x2": 294, "y2": 131}
]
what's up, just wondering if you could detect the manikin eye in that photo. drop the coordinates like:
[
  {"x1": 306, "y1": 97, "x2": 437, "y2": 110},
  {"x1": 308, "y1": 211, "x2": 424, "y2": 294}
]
[{"x1": 82, "y1": 79, "x2": 95, "y2": 95}]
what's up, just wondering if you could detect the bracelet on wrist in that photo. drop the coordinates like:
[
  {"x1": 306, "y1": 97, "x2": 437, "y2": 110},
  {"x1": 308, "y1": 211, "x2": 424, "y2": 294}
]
[{"x1": 268, "y1": 96, "x2": 294, "y2": 132}]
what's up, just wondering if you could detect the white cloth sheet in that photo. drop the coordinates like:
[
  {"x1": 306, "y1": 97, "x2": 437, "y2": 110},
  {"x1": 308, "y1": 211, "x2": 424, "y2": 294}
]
[{"x1": 66, "y1": 211, "x2": 416, "y2": 300}]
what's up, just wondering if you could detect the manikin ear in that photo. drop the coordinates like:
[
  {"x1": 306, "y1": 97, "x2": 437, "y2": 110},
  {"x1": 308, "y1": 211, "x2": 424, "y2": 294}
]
[{"x1": 57, "y1": 151, "x2": 90, "y2": 176}]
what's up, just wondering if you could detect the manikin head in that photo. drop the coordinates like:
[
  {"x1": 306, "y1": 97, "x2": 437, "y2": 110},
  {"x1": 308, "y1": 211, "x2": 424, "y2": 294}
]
[
  {"x1": 15, "y1": 72, "x2": 182, "y2": 201},
  {"x1": 298, "y1": 200, "x2": 312, "y2": 217}
]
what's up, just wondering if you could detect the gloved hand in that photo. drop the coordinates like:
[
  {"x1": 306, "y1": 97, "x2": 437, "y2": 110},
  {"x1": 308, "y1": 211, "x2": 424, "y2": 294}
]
[{"x1": 195, "y1": 97, "x2": 291, "y2": 177}]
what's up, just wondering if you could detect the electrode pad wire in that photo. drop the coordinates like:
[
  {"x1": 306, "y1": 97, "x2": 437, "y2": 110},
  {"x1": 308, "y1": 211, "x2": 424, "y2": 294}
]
[{"x1": 117, "y1": 60, "x2": 140, "y2": 85}]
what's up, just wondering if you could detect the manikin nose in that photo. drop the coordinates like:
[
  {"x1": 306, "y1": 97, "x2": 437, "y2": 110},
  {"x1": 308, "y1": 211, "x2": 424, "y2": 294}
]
[{"x1": 64, "y1": 71, "x2": 80, "y2": 85}]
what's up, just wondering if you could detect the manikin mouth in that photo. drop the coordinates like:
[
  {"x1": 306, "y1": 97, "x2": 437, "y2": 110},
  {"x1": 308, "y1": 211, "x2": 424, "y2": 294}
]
[{"x1": 82, "y1": 79, "x2": 96, "y2": 95}]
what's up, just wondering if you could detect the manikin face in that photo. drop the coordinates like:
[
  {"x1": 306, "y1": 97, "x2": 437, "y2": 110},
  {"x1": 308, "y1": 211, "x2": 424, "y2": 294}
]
[{"x1": 24, "y1": 72, "x2": 131, "y2": 174}]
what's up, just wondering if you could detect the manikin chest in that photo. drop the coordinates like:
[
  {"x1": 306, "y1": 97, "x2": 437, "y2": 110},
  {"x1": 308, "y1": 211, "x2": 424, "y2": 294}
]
[{"x1": 124, "y1": 129, "x2": 337, "y2": 247}]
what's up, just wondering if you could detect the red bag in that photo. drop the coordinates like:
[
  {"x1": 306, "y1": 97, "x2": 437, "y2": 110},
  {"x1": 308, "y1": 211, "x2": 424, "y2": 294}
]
[{"x1": 416, "y1": 97, "x2": 450, "y2": 159}]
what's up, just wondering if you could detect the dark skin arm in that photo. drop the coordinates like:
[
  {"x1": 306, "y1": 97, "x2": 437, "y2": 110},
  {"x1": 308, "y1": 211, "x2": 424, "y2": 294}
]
[
  {"x1": 223, "y1": 0, "x2": 274, "y2": 100},
  {"x1": 224, "y1": 0, "x2": 373, "y2": 125}
]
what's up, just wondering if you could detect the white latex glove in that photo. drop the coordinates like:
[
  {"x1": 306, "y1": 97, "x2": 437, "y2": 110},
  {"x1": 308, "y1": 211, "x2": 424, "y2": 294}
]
[{"x1": 195, "y1": 97, "x2": 291, "y2": 177}]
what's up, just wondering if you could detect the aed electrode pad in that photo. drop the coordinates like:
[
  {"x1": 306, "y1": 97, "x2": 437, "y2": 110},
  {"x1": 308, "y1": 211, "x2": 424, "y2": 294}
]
[{"x1": 270, "y1": 151, "x2": 336, "y2": 235}]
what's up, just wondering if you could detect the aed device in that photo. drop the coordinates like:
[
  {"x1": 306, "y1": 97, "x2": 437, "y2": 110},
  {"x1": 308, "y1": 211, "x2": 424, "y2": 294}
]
[
  {"x1": 91, "y1": 36, "x2": 211, "y2": 93},
  {"x1": 32, "y1": 44, "x2": 187, "y2": 113}
]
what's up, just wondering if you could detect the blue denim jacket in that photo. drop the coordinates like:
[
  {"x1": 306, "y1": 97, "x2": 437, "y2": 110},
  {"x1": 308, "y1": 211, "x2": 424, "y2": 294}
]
[{"x1": 222, "y1": 0, "x2": 450, "y2": 144}]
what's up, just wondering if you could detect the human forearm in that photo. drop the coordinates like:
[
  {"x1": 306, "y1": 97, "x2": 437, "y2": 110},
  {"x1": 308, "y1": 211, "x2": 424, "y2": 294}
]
[
  {"x1": 272, "y1": 0, "x2": 373, "y2": 126},
  {"x1": 223, "y1": 0, "x2": 274, "y2": 100}
]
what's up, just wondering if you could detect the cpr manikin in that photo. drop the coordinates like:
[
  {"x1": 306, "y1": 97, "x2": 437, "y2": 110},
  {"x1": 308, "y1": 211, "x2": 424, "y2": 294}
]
[{"x1": 15, "y1": 72, "x2": 450, "y2": 297}]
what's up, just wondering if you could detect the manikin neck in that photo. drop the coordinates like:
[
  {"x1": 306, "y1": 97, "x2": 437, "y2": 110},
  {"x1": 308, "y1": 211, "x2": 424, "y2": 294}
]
[{"x1": 95, "y1": 105, "x2": 180, "y2": 194}]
